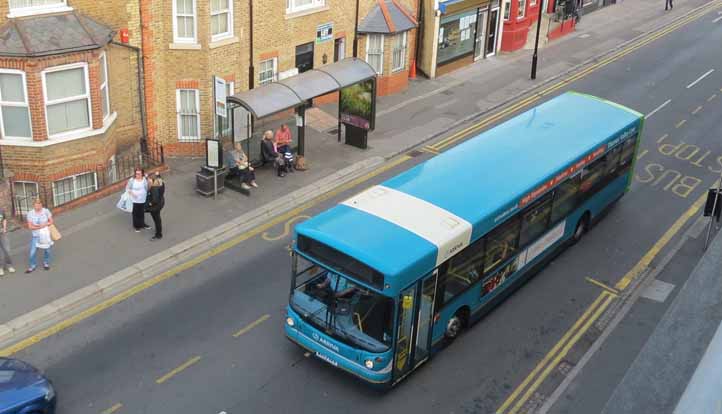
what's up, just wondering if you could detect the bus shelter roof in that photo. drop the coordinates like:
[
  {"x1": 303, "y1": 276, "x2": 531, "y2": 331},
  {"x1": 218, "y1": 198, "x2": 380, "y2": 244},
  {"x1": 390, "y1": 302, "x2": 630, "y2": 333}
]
[{"x1": 227, "y1": 58, "x2": 376, "y2": 119}]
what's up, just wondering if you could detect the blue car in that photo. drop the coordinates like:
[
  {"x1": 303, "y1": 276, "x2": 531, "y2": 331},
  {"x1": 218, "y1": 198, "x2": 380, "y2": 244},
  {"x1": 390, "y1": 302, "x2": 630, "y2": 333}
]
[{"x1": 0, "y1": 358, "x2": 56, "y2": 414}]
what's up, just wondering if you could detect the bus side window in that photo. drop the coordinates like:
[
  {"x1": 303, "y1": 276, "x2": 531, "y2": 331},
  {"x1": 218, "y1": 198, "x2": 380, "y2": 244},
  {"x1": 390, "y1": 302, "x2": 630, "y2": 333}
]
[
  {"x1": 605, "y1": 145, "x2": 622, "y2": 177},
  {"x1": 519, "y1": 191, "x2": 553, "y2": 247},
  {"x1": 483, "y1": 216, "x2": 521, "y2": 275},
  {"x1": 550, "y1": 175, "x2": 580, "y2": 224},
  {"x1": 618, "y1": 134, "x2": 637, "y2": 170},
  {"x1": 579, "y1": 156, "x2": 606, "y2": 194},
  {"x1": 444, "y1": 237, "x2": 485, "y2": 303}
]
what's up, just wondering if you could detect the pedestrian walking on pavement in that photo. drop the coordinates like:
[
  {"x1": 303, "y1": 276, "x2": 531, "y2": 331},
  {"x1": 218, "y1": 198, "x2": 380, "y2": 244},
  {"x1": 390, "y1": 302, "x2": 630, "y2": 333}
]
[
  {"x1": 0, "y1": 208, "x2": 16, "y2": 276},
  {"x1": 25, "y1": 198, "x2": 53, "y2": 273},
  {"x1": 665, "y1": 0, "x2": 673, "y2": 10},
  {"x1": 147, "y1": 172, "x2": 165, "y2": 241},
  {"x1": 126, "y1": 168, "x2": 151, "y2": 233}
]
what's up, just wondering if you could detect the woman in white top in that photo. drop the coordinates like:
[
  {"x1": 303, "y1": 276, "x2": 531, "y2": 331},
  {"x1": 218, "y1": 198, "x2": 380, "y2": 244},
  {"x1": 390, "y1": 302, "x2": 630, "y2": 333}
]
[
  {"x1": 126, "y1": 168, "x2": 150, "y2": 232},
  {"x1": 25, "y1": 198, "x2": 54, "y2": 273}
]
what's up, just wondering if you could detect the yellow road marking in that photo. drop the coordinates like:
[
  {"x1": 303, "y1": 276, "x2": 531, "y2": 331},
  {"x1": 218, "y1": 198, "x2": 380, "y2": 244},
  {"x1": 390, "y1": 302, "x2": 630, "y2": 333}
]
[
  {"x1": 101, "y1": 403, "x2": 123, "y2": 414},
  {"x1": 233, "y1": 314, "x2": 270, "y2": 337},
  {"x1": 506, "y1": 293, "x2": 615, "y2": 414},
  {"x1": 657, "y1": 134, "x2": 668, "y2": 143},
  {"x1": 636, "y1": 149, "x2": 649, "y2": 160},
  {"x1": 156, "y1": 356, "x2": 201, "y2": 384},
  {"x1": 691, "y1": 105, "x2": 703, "y2": 115},
  {"x1": 708, "y1": 94, "x2": 718, "y2": 102},
  {"x1": 261, "y1": 215, "x2": 311, "y2": 241},
  {"x1": 496, "y1": 293, "x2": 609, "y2": 414},
  {"x1": 676, "y1": 119, "x2": 687, "y2": 128},
  {"x1": 0, "y1": 155, "x2": 412, "y2": 357},
  {"x1": 585, "y1": 277, "x2": 620, "y2": 296},
  {"x1": 614, "y1": 182, "x2": 714, "y2": 291},
  {"x1": 432, "y1": 0, "x2": 722, "y2": 152},
  {"x1": 421, "y1": 146, "x2": 440, "y2": 154}
]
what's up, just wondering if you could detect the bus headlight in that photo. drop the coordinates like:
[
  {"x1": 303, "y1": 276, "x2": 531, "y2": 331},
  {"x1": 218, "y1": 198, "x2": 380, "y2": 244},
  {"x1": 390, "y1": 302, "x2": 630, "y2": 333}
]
[
  {"x1": 44, "y1": 385, "x2": 55, "y2": 402},
  {"x1": 364, "y1": 359, "x2": 374, "y2": 369},
  {"x1": 286, "y1": 317, "x2": 295, "y2": 327}
]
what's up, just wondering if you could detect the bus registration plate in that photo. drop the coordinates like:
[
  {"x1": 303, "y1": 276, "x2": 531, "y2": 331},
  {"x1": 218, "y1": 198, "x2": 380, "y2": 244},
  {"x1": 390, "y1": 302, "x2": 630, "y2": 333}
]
[{"x1": 315, "y1": 352, "x2": 339, "y2": 367}]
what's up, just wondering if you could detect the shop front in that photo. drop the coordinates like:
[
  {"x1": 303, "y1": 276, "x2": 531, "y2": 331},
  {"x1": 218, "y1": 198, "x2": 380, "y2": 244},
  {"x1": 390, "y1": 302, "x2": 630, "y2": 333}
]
[{"x1": 418, "y1": 0, "x2": 501, "y2": 78}]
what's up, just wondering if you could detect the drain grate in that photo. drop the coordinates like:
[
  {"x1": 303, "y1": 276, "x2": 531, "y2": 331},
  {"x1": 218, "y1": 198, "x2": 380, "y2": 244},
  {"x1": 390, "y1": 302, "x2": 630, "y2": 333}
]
[{"x1": 407, "y1": 150, "x2": 424, "y2": 157}]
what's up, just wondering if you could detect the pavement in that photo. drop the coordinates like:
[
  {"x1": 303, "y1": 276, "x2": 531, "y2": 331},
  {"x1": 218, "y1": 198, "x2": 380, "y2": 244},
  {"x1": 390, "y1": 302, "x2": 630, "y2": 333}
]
[
  {"x1": 0, "y1": 0, "x2": 716, "y2": 349},
  {"x1": 598, "y1": 224, "x2": 722, "y2": 414}
]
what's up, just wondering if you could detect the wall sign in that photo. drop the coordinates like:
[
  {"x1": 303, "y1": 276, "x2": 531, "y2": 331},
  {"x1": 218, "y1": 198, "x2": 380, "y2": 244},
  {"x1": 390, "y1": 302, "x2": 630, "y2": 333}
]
[{"x1": 316, "y1": 22, "x2": 333, "y2": 43}]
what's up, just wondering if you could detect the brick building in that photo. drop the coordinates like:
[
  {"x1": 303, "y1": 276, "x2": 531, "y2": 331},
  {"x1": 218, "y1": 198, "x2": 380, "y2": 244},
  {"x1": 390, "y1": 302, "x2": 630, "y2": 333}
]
[
  {"x1": 142, "y1": 0, "x2": 419, "y2": 157},
  {"x1": 0, "y1": 0, "x2": 145, "y2": 215}
]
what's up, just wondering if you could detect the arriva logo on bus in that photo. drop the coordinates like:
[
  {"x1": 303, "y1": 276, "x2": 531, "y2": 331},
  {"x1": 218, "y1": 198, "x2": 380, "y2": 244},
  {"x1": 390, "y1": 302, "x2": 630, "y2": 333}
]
[{"x1": 312, "y1": 332, "x2": 340, "y2": 353}]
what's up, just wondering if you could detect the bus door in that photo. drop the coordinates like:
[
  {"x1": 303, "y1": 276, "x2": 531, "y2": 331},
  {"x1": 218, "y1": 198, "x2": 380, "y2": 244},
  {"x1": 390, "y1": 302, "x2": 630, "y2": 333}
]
[{"x1": 393, "y1": 271, "x2": 438, "y2": 381}]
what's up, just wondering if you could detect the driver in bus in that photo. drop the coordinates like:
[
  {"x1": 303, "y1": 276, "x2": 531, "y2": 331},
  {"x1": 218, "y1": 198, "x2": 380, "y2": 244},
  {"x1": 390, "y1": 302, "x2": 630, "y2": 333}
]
[{"x1": 315, "y1": 272, "x2": 357, "y2": 298}]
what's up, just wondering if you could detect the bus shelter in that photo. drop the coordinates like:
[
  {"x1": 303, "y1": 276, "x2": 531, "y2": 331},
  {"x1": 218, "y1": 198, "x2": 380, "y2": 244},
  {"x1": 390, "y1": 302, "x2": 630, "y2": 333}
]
[{"x1": 226, "y1": 58, "x2": 377, "y2": 166}]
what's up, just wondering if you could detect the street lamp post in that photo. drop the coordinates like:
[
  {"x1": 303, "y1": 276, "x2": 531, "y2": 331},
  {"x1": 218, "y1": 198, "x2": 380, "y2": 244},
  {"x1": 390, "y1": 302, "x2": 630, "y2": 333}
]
[
  {"x1": 248, "y1": 0, "x2": 254, "y2": 89},
  {"x1": 353, "y1": 0, "x2": 360, "y2": 57},
  {"x1": 530, "y1": 2, "x2": 544, "y2": 80}
]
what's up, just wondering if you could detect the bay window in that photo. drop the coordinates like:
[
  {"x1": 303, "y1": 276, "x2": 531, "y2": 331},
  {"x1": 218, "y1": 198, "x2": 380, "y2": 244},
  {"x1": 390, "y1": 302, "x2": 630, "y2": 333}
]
[
  {"x1": 366, "y1": 34, "x2": 384, "y2": 74},
  {"x1": 52, "y1": 172, "x2": 97, "y2": 206},
  {"x1": 99, "y1": 53, "x2": 110, "y2": 119},
  {"x1": 43, "y1": 64, "x2": 91, "y2": 137},
  {"x1": 0, "y1": 71, "x2": 32, "y2": 140},
  {"x1": 392, "y1": 32, "x2": 408, "y2": 72}
]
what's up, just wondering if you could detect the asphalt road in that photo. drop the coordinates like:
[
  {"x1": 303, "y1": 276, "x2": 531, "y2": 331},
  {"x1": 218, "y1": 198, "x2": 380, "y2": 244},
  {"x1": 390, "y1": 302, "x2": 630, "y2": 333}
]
[{"x1": 11, "y1": 8, "x2": 722, "y2": 414}]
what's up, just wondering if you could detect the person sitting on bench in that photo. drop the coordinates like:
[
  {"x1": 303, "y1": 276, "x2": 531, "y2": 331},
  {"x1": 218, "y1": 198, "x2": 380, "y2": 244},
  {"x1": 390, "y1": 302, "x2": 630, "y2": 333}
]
[
  {"x1": 261, "y1": 130, "x2": 287, "y2": 177},
  {"x1": 229, "y1": 143, "x2": 258, "y2": 190}
]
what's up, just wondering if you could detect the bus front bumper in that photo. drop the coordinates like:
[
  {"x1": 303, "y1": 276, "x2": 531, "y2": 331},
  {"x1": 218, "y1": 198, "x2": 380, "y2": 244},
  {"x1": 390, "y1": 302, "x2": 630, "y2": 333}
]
[{"x1": 284, "y1": 323, "x2": 392, "y2": 385}]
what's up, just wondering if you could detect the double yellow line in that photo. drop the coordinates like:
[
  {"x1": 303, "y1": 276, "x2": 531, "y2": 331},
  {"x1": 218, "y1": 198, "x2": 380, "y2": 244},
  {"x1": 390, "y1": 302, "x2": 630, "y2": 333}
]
[
  {"x1": 428, "y1": 0, "x2": 722, "y2": 154},
  {"x1": 497, "y1": 292, "x2": 615, "y2": 414}
]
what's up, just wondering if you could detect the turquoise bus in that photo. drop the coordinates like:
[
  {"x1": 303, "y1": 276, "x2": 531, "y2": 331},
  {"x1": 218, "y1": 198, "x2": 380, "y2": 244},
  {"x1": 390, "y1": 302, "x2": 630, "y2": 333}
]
[{"x1": 284, "y1": 91, "x2": 644, "y2": 386}]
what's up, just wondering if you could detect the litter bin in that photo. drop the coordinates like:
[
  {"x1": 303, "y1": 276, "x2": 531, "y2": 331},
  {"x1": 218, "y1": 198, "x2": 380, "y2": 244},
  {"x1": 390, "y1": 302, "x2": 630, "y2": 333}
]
[
  {"x1": 196, "y1": 166, "x2": 227, "y2": 197},
  {"x1": 344, "y1": 123, "x2": 368, "y2": 149}
]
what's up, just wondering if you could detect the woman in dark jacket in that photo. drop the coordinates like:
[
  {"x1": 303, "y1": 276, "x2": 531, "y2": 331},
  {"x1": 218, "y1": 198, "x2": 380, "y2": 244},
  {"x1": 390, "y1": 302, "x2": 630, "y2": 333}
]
[
  {"x1": 147, "y1": 172, "x2": 165, "y2": 241},
  {"x1": 261, "y1": 130, "x2": 286, "y2": 177}
]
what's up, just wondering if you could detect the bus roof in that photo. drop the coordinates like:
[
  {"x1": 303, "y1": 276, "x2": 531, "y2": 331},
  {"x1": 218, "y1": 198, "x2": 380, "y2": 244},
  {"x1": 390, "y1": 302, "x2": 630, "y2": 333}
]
[{"x1": 295, "y1": 92, "x2": 643, "y2": 290}]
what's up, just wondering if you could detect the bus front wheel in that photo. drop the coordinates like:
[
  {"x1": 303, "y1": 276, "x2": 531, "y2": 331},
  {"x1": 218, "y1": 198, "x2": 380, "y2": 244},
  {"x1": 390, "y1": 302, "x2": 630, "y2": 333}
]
[{"x1": 572, "y1": 213, "x2": 590, "y2": 244}]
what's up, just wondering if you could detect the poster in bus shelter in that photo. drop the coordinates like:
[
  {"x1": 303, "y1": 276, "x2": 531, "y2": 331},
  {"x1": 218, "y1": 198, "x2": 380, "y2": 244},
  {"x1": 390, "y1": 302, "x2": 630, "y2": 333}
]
[{"x1": 339, "y1": 78, "x2": 376, "y2": 131}]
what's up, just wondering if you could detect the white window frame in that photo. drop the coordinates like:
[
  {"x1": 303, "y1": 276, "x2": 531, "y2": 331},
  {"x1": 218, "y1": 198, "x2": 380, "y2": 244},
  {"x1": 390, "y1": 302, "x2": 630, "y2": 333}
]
[
  {"x1": 214, "y1": 81, "x2": 234, "y2": 137},
  {"x1": 210, "y1": 0, "x2": 233, "y2": 41},
  {"x1": 286, "y1": 0, "x2": 325, "y2": 14},
  {"x1": 12, "y1": 180, "x2": 39, "y2": 216},
  {"x1": 99, "y1": 52, "x2": 111, "y2": 120},
  {"x1": 42, "y1": 62, "x2": 93, "y2": 139},
  {"x1": 0, "y1": 69, "x2": 33, "y2": 140},
  {"x1": 258, "y1": 58, "x2": 278, "y2": 86},
  {"x1": 503, "y1": 0, "x2": 512, "y2": 20},
  {"x1": 52, "y1": 171, "x2": 98, "y2": 207},
  {"x1": 365, "y1": 34, "x2": 385, "y2": 75},
  {"x1": 173, "y1": 0, "x2": 198, "y2": 44},
  {"x1": 392, "y1": 32, "x2": 408, "y2": 72},
  {"x1": 176, "y1": 89, "x2": 201, "y2": 142},
  {"x1": 530, "y1": 0, "x2": 537, "y2": 7},
  {"x1": 8, "y1": 0, "x2": 72, "y2": 18},
  {"x1": 518, "y1": 0, "x2": 527, "y2": 18}
]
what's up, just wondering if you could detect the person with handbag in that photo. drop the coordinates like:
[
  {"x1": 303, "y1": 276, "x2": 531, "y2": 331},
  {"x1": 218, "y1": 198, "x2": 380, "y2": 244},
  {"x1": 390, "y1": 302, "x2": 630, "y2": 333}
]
[
  {"x1": 261, "y1": 130, "x2": 286, "y2": 178},
  {"x1": 25, "y1": 198, "x2": 53, "y2": 273},
  {"x1": 147, "y1": 172, "x2": 166, "y2": 241},
  {"x1": 126, "y1": 168, "x2": 151, "y2": 232},
  {"x1": 230, "y1": 143, "x2": 258, "y2": 190},
  {"x1": 0, "y1": 207, "x2": 16, "y2": 276}
]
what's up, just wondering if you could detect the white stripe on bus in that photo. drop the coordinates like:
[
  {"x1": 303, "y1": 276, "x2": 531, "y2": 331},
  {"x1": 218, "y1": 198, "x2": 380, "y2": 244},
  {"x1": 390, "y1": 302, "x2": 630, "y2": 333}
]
[{"x1": 342, "y1": 186, "x2": 472, "y2": 266}]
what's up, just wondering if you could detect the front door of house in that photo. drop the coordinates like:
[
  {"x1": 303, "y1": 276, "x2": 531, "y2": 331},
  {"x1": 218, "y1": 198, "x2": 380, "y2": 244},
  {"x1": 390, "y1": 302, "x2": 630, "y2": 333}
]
[
  {"x1": 334, "y1": 37, "x2": 345, "y2": 62},
  {"x1": 475, "y1": 9, "x2": 488, "y2": 60},
  {"x1": 295, "y1": 42, "x2": 314, "y2": 73},
  {"x1": 486, "y1": 8, "x2": 500, "y2": 56}
]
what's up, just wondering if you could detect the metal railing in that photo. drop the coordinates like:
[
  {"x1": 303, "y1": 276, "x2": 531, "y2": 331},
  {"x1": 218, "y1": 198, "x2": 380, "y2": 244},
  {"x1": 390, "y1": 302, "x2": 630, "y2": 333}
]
[{"x1": 11, "y1": 143, "x2": 164, "y2": 217}]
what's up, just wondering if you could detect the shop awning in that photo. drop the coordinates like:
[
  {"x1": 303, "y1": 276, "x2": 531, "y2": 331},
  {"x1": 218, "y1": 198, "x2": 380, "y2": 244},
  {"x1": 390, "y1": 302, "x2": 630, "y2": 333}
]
[{"x1": 227, "y1": 58, "x2": 377, "y2": 119}]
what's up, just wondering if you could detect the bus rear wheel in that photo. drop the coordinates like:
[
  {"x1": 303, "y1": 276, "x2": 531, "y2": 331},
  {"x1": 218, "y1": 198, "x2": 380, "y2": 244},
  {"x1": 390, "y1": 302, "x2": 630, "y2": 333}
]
[
  {"x1": 445, "y1": 309, "x2": 468, "y2": 340},
  {"x1": 572, "y1": 213, "x2": 590, "y2": 244}
]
